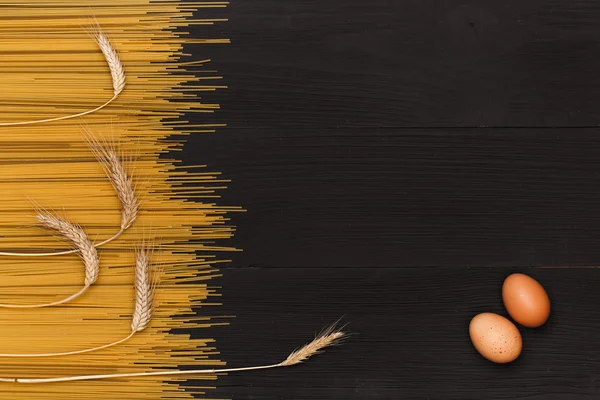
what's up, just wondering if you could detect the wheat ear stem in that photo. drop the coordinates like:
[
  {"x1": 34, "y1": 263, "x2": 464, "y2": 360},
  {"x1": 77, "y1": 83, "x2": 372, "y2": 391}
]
[
  {"x1": 0, "y1": 213, "x2": 99, "y2": 309},
  {"x1": 0, "y1": 95, "x2": 118, "y2": 127},
  {"x1": 0, "y1": 332, "x2": 135, "y2": 358},
  {"x1": 3, "y1": 364, "x2": 282, "y2": 383},
  {"x1": 0, "y1": 323, "x2": 345, "y2": 383},
  {"x1": 0, "y1": 28, "x2": 125, "y2": 127},
  {"x1": 0, "y1": 285, "x2": 90, "y2": 309},
  {"x1": 0, "y1": 228, "x2": 125, "y2": 257}
]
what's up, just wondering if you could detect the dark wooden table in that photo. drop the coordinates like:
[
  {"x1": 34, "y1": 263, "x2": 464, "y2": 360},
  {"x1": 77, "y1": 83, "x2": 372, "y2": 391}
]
[{"x1": 183, "y1": 1, "x2": 600, "y2": 398}]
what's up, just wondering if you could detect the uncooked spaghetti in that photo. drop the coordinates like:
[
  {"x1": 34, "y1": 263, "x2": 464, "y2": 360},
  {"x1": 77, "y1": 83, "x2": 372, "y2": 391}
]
[{"x1": 0, "y1": 1, "x2": 233, "y2": 399}]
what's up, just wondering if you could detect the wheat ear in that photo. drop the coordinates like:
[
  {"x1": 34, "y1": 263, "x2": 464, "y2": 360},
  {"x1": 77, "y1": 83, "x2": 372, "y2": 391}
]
[
  {"x1": 84, "y1": 130, "x2": 139, "y2": 233},
  {"x1": 1, "y1": 323, "x2": 346, "y2": 383},
  {"x1": 131, "y1": 246, "x2": 154, "y2": 332},
  {"x1": 279, "y1": 324, "x2": 346, "y2": 366},
  {"x1": 0, "y1": 25, "x2": 125, "y2": 127},
  {"x1": 0, "y1": 136, "x2": 138, "y2": 257},
  {"x1": 0, "y1": 212, "x2": 99, "y2": 309},
  {"x1": 0, "y1": 247, "x2": 153, "y2": 356}
]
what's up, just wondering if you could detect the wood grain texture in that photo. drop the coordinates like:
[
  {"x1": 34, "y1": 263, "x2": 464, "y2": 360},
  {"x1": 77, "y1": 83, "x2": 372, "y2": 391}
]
[
  {"x1": 182, "y1": 0, "x2": 600, "y2": 398},
  {"x1": 189, "y1": 128, "x2": 600, "y2": 269},
  {"x1": 198, "y1": 0, "x2": 600, "y2": 128},
  {"x1": 200, "y1": 267, "x2": 600, "y2": 399}
]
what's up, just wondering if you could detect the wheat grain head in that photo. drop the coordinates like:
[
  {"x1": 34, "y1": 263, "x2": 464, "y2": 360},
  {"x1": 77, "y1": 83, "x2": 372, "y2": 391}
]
[
  {"x1": 280, "y1": 323, "x2": 346, "y2": 367},
  {"x1": 36, "y1": 212, "x2": 99, "y2": 286},
  {"x1": 83, "y1": 130, "x2": 139, "y2": 231},
  {"x1": 131, "y1": 246, "x2": 156, "y2": 332},
  {"x1": 90, "y1": 26, "x2": 125, "y2": 96},
  {"x1": 106, "y1": 149, "x2": 138, "y2": 230}
]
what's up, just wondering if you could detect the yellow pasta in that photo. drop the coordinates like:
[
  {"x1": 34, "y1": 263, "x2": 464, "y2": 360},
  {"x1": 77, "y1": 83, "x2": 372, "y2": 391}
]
[{"x1": 0, "y1": 1, "x2": 233, "y2": 398}]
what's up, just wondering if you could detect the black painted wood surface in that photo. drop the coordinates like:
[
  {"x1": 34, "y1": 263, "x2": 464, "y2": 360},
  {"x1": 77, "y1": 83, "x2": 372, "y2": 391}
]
[{"x1": 183, "y1": 2, "x2": 600, "y2": 399}]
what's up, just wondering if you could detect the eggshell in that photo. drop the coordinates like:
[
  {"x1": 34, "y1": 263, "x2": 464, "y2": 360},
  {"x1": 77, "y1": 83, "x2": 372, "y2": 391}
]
[
  {"x1": 469, "y1": 312, "x2": 522, "y2": 363},
  {"x1": 502, "y1": 273, "x2": 550, "y2": 328}
]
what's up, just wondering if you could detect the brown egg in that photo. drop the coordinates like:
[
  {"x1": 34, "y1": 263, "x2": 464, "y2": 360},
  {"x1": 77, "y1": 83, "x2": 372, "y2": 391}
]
[
  {"x1": 502, "y1": 273, "x2": 550, "y2": 328},
  {"x1": 469, "y1": 312, "x2": 522, "y2": 363}
]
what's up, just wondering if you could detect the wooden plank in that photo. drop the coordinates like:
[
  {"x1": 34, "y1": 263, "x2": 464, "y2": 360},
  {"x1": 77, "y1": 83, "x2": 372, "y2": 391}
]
[
  {"x1": 205, "y1": 266, "x2": 600, "y2": 399},
  {"x1": 195, "y1": 0, "x2": 600, "y2": 128},
  {"x1": 187, "y1": 127, "x2": 600, "y2": 269}
]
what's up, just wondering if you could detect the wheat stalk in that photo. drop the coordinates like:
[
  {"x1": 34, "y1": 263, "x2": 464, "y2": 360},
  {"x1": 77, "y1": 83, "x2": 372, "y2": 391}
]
[
  {"x1": 0, "y1": 212, "x2": 99, "y2": 308},
  {"x1": 0, "y1": 24, "x2": 125, "y2": 127},
  {"x1": 0, "y1": 246, "x2": 153, "y2": 356},
  {"x1": 0, "y1": 133, "x2": 138, "y2": 257},
  {"x1": 0, "y1": 322, "x2": 346, "y2": 383}
]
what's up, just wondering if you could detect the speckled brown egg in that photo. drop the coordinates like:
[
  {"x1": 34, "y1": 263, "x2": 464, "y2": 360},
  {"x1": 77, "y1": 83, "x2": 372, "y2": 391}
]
[
  {"x1": 502, "y1": 273, "x2": 550, "y2": 328},
  {"x1": 469, "y1": 312, "x2": 522, "y2": 363}
]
